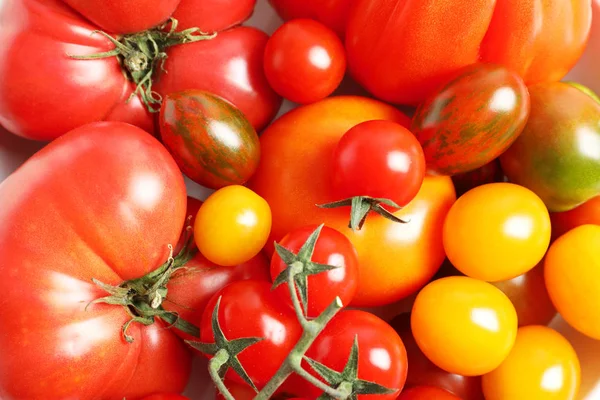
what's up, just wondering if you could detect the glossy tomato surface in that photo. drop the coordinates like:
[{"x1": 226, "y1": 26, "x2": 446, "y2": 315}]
[
  {"x1": 443, "y1": 183, "x2": 551, "y2": 282},
  {"x1": 141, "y1": 394, "x2": 189, "y2": 400},
  {"x1": 159, "y1": 90, "x2": 260, "y2": 189},
  {"x1": 551, "y1": 196, "x2": 600, "y2": 239},
  {"x1": 264, "y1": 19, "x2": 346, "y2": 104},
  {"x1": 398, "y1": 386, "x2": 461, "y2": 400},
  {"x1": 412, "y1": 63, "x2": 529, "y2": 176},
  {"x1": 0, "y1": 122, "x2": 191, "y2": 399},
  {"x1": 268, "y1": 0, "x2": 353, "y2": 37},
  {"x1": 346, "y1": 0, "x2": 591, "y2": 105},
  {"x1": 482, "y1": 326, "x2": 580, "y2": 400},
  {"x1": 249, "y1": 96, "x2": 456, "y2": 306},
  {"x1": 411, "y1": 276, "x2": 518, "y2": 376},
  {"x1": 500, "y1": 82, "x2": 600, "y2": 212},
  {"x1": 172, "y1": 0, "x2": 256, "y2": 31}
]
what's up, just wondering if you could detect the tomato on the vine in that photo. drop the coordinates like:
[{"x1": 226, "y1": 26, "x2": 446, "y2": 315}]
[
  {"x1": 411, "y1": 276, "x2": 518, "y2": 376},
  {"x1": 397, "y1": 386, "x2": 461, "y2": 400},
  {"x1": 264, "y1": 19, "x2": 346, "y2": 104}
]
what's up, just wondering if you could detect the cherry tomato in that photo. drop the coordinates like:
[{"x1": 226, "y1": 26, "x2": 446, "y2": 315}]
[
  {"x1": 141, "y1": 395, "x2": 189, "y2": 400},
  {"x1": 411, "y1": 276, "x2": 518, "y2": 376},
  {"x1": 199, "y1": 281, "x2": 302, "y2": 390},
  {"x1": 545, "y1": 224, "x2": 600, "y2": 339},
  {"x1": 551, "y1": 196, "x2": 600, "y2": 240},
  {"x1": 452, "y1": 159, "x2": 505, "y2": 197},
  {"x1": 216, "y1": 380, "x2": 256, "y2": 400},
  {"x1": 443, "y1": 182, "x2": 551, "y2": 282},
  {"x1": 482, "y1": 326, "x2": 580, "y2": 400},
  {"x1": 271, "y1": 225, "x2": 359, "y2": 318},
  {"x1": 194, "y1": 185, "x2": 272, "y2": 266},
  {"x1": 264, "y1": 19, "x2": 346, "y2": 104},
  {"x1": 397, "y1": 386, "x2": 461, "y2": 400},
  {"x1": 331, "y1": 120, "x2": 426, "y2": 207}
]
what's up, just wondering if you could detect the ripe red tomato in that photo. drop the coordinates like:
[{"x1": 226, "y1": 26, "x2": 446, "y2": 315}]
[
  {"x1": 331, "y1": 120, "x2": 425, "y2": 206},
  {"x1": 397, "y1": 386, "x2": 461, "y2": 400},
  {"x1": 346, "y1": 0, "x2": 591, "y2": 105},
  {"x1": 551, "y1": 196, "x2": 600, "y2": 239},
  {"x1": 270, "y1": 225, "x2": 359, "y2": 318},
  {"x1": 268, "y1": 0, "x2": 353, "y2": 37},
  {"x1": 264, "y1": 19, "x2": 346, "y2": 104},
  {"x1": 172, "y1": 0, "x2": 256, "y2": 32},
  {"x1": 141, "y1": 394, "x2": 189, "y2": 400},
  {"x1": 199, "y1": 280, "x2": 302, "y2": 390},
  {"x1": 452, "y1": 159, "x2": 505, "y2": 197},
  {"x1": 0, "y1": 122, "x2": 192, "y2": 398}
]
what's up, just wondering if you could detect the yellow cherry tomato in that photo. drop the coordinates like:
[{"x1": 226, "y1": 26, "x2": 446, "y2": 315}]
[
  {"x1": 482, "y1": 325, "x2": 580, "y2": 400},
  {"x1": 411, "y1": 276, "x2": 518, "y2": 376},
  {"x1": 194, "y1": 185, "x2": 272, "y2": 266},
  {"x1": 443, "y1": 182, "x2": 551, "y2": 282},
  {"x1": 545, "y1": 224, "x2": 600, "y2": 339}
]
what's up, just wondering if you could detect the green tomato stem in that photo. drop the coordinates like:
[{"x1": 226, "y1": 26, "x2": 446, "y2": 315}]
[
  {"x1": 288, "y1": 262, "x2": 309, "y2": 327},
  {"x1": 209, "y1": 349, "x2": 235, "y2": 400}
]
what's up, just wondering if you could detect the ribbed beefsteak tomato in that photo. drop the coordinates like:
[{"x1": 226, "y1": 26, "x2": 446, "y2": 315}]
[
  {"x1": 268, "y1": 0, "x2": 353, "y2": 38},
  {"x1": 346, "y1": 0, "x2": 592, "y2": 105},
  {"x1": 0, "y1": 122, "x2": 192, "y2": 399}
]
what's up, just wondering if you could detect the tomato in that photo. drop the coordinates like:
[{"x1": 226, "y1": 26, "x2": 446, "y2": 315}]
[
  {"x1": 411, "y1": 63, "x2": 529, "y2": 176},
  {"x1": 391, "y1": 314, "x2": 484, "y2": 400},
  {"x1": 346, "y1": 0, "x2": 591, "y2": 105},
  {"x1": 271, "y1": 225, "x2": 359, "y2": 317},
  {"x1": 198, "y1": 281, "x2": 302, "y2": 390},
  {"x1": 159, "y1": 90, "x2": 260, "y2": 189},
  {"x1": 172, "y1": 0, "x2": 256, "y2": 31},
  {"x1": 397, "y1": 386, "x2": 461, "y2": 400},
  {"x1": 0, "y1": 122, "x2": 192, "y2": 398},
  {"x1": 482, "y1": 326, "x2": 580, "y2": 400},
  {"x1": 194, "y1": 185, "x2": 272, "y2": 267},
  {"x1": 264, "y1": 19, "x2": 346, "y2": 104},
  {"x1": 330, "y1": 120, "x2": 426, "y2": 208},
  {"x1": 500, "y1": 82, "x2": 600, "y2": 212},
  {"x1": 443, "y1": 183, "x2": 551, "y2": 282},
  {"x1": 452, "y1": 159, "x2": 505, "y2": 197},
  {"x1": 249, "y1": 96, "x2": 456, "y2": 306},
  {"x1": 268, "y1": 0, "x2": 353, "y2": 38},
  {"x1": 412, "y1": 276, "x2": 518, "y2": 376},
  {"x1": 141, "y1": 394, "x2": 189, "y2": 400},
  {"x1": 300, "y1": 310, "x2": 408, "y2": 400},
  {"x1": 545, "y1": 225, "x2": 600, "y2": 339},
  {"x1": 551, "y1": 196, "x2": 600, "y2": 239}
]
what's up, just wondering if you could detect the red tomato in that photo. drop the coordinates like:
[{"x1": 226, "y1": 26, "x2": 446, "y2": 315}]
[
  {"x1": 551, "y1": 196, "x2": 600, "y2": 239},
  {"x1": 172, "y1": 0, "x2": 256, "y2": 31},
  {"x1": 270, "y1": 225, "x2": 359, "y2": 318},
  {"x1": 331, "y1": 120, "x2": 425, "y2": 206},
  {"x1": 264, "y1": 19, "x2": 346, "y2": 104},
  {"x1": 398, "y1": 386, "x2": 461, "y2": 400},
  {"x1": 268, "y1": 0, "x2": 353, "y2": 38},
  {"x1": 452, "y1": 159, "x2": 505, "y2": 197},
  {"x1": 141, "y1": 395, "x2": 189, "y2": 400},
  {"x1": 346, "y1": 0, "x2": 592, "y2": 105},
  {"x1": 0, "y1": 122, "x2": 191, "y2": 398},
  {"x1": 199, "y1": 281, "x2": 302, "y2": 390},
  {"x1": 215, "y1": 381, "x2": 256, "y2": 400}
]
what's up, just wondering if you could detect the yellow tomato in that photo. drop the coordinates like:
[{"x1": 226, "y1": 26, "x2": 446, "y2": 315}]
[
  {"x1": 545, "y1": 224, "x2": 600, "y2": 339},
  {"x1": 482, "y1": 325, "x2": 580, "y2": 400},
  {"x1": 443, "y1": 182, "x2": 551, "y2": 282},
  {"x1": 411, "y1": 276, "x2": 518, "y2": 376},
  {"x1": 194, "y1": 185, "x2": 272, "y2": 266}
]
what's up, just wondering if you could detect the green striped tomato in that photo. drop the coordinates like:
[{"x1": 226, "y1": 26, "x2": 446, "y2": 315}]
[
  {"x1": 159, "y1": 90, "x2": 260, "y2": 189},
  {"x1": 412, "y1": 63, "x2": 530, "y2": 176}
]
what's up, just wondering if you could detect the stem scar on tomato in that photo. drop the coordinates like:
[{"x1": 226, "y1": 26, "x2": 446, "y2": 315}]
[{"x1": 318, "y1": 196, "x2": 409, "y2": 231}]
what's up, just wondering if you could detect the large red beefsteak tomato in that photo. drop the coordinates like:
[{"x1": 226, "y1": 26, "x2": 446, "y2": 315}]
[
  {"x1": 268, "y1": 0, "x2": 353, "y2": 38},
  {"x1": 346, "y1": 0, "x2": 592, "y2": 105},
  {"x1": 0, "y1": 122, "x2": 192, "y2": 399}
]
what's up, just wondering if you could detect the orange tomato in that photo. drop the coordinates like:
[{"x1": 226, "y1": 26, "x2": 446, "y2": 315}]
[
  {"x1": 249, "y1": 96, "x2": 456, "y2": 306},
  {"x1": 443, "y1": 183, "x2": 551, "y2": 282},
  {"x1": 482, "y1": 326, "x2": 580, "y2": 400},
  {"x1": 545, "y1": 224, "x2": 600, "y2": 339},
  {"x1": 551, "y1": 196, "x2": 600, "y2": 240},
  {"x1": 411, "y1": 276, "x2": 518, "y2": 376}
]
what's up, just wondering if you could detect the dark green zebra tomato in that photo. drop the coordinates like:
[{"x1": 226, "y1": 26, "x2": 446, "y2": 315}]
[
  {"x1": 159, "y1": 90, "x2": 260, "y2": 189},
  {"x1": 500, "y1": 82, "x2": 600, "y2": 212},
  {"x1": 412, "y1": 63, "x2": 530, "y2": 176}
]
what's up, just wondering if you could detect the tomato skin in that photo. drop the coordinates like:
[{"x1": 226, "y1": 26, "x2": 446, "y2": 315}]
[
  {"x1": 551, "y1": 196, "x2": 600, "y2": 239},
  {"x1": 0, "y1": 0, "x2": 152, "y2": 141},
  {"x1": 331, "y1": 120, "x2": 426, "y2": 206},
  {"x1": 412, "y1": 64, "x2": 530, "y2": 176},
  {"x1": 0, "y1": 122, "x2": 191, "y2": 398},
  {"x1": 264, "y1": 19, "x2": 346, "y2": 104},
  {"x1": 268, "y1": 0, "x2": 353, "y2": 38},
  {"x1": 346, "y1": 0, "x2": 591, "y2": 105},
  {"x1": 500, "y1": 82, "x2": 600, "y2": 212},
  {"x1": 172, "y1": 0, "x2": 256, "y2": 32},
  {"x1": 443, "y1": 183, "x2": 551, "y2": 282},
  {"x1": 398, "y1": 386, "x2": 461, "y2": 400},
  {"x1": 482, "y1": 326, "x2": 580, "y2": 400},
  {"x1": 411, "y1": 276, "x2": 518, "y2": 376},
  {"x1": 155, "y1": 27, "x2": 282, "y2": 133},
  {"x1": 159, "y1": 90, "x2": 260, "y2": 189},
  {"x1": 545, "y1": 225, "x2": 600, "y2": 339},
  {"x1": 452, "y1": 159, "x2": 505, "y2": 197},
  {"x1": 249, "y1": 96, "x2": 456, "y2": 306},
  {"x1": 270, "y1": 225, "x2": 359, "y2": 317},
  {"x1": 141, "y1": 394, "x2": 189, "y2": 400},
  {"x1": 200, "y1": 281, "x2": 302, "y2": 389}
]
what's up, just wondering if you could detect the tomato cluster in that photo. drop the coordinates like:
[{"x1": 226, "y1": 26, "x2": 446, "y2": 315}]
[{"x1": 0, "y1": 1, "x2": 599, "y2": 400}]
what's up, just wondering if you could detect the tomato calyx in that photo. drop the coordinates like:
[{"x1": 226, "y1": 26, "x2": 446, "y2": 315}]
[
  {"x1": 305, "y1": 336, "x2": 397, "y2": 400},
  {"x1": 272, "y1": 224, "x2": 340, "y2": 316},
  {"x1": 69, "y1": 18, "x2": 216, "y2": 113},
  {"x1": 319, "y1": 197, "x2": 409, "y2": 230},
  {"x1": 89, "y1": 226, "x2": 200, "y2": 343}
]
